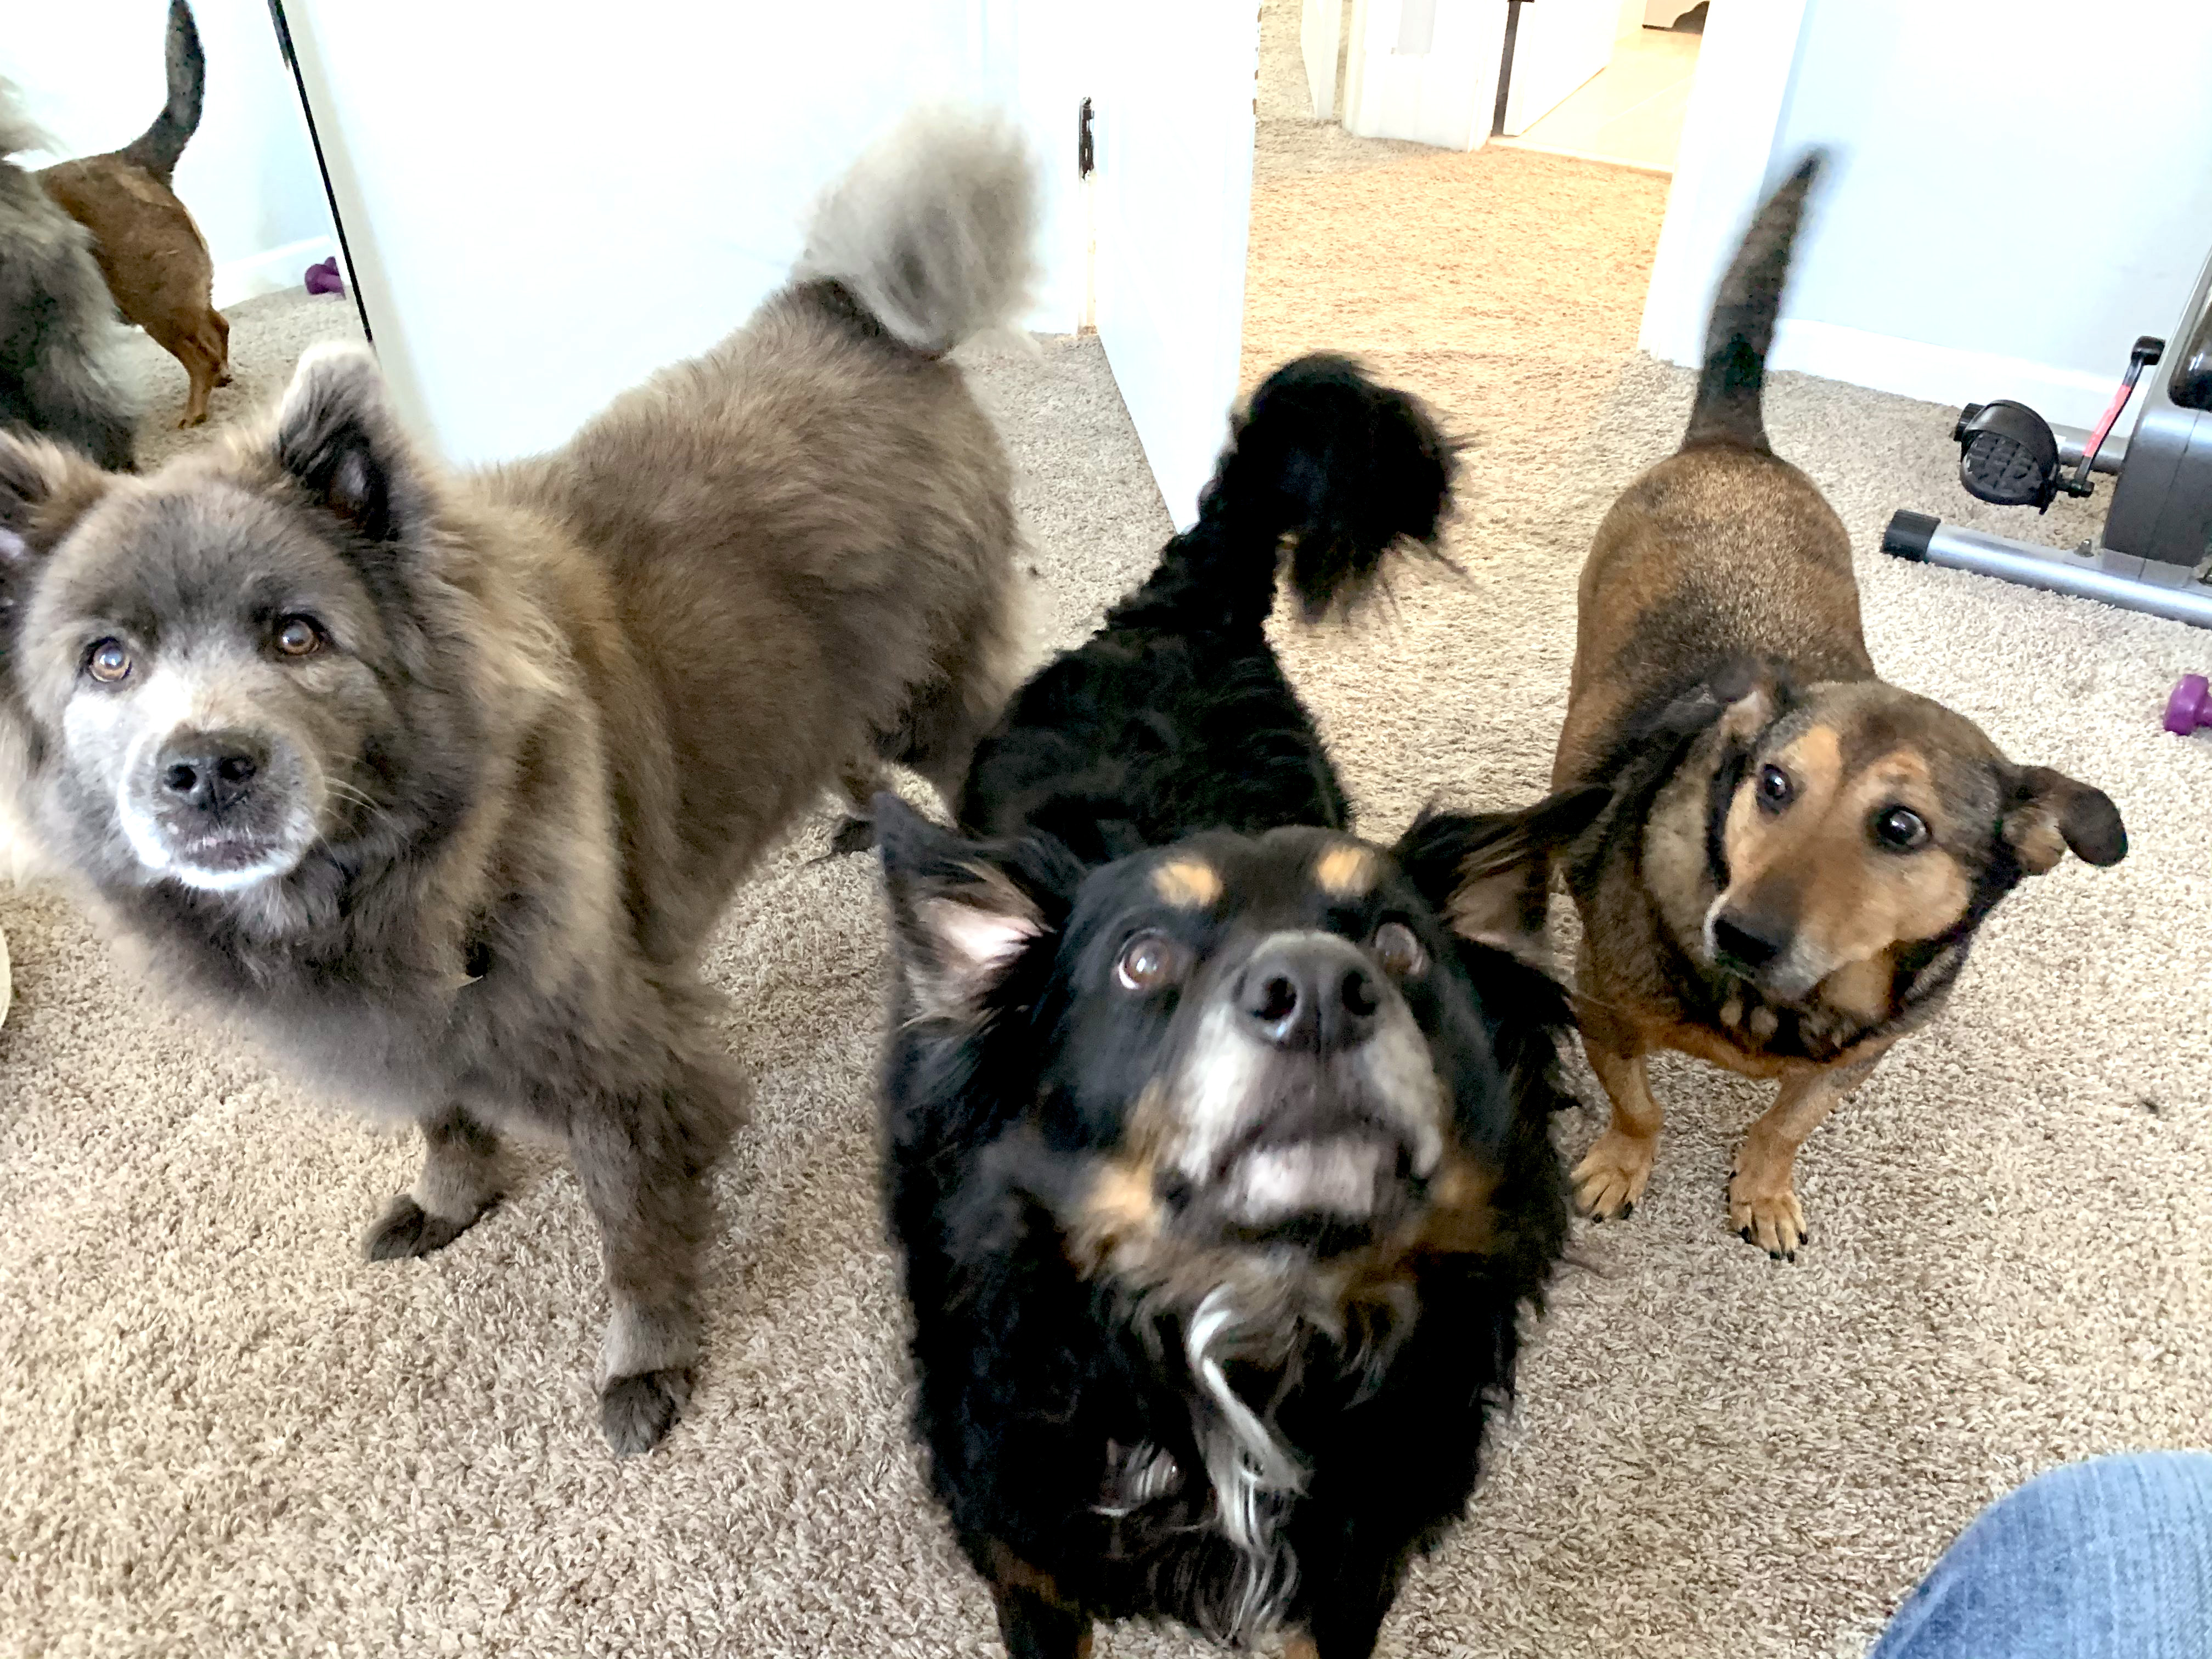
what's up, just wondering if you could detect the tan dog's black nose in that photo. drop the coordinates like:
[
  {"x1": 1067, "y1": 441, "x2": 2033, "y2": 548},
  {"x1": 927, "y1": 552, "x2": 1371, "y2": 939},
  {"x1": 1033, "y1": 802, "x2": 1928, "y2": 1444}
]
[
  {"x1": 158, "y1": 730, "x2": 266, "y2": 814},
  {"x1": 1239, "y1": 936, "x2": 1382, "y2": 1053},
  {"x1": 1711, "y1": 910, "x2": 1788, "y2": 973}
]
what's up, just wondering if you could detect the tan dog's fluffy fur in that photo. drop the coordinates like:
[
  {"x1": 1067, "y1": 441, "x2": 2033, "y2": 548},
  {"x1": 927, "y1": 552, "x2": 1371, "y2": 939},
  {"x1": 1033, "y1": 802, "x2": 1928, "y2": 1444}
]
[
  {"x1": 1552, "y1": 159, "x2": 2126, "y2": 1257},
  {"x1": 39, "y1": 0, "x2": 230, "y2": 428}
]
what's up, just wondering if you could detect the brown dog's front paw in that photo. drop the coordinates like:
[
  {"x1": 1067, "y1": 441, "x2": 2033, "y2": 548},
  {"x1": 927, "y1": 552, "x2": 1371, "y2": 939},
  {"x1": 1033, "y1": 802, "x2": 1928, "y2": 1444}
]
[
  {"x1": 1726, "y1": 1169, "x2": 1808, "y2": 1260},
  {"x1": 1572, "y1": 1130, "x2": 1656, "y2": 1220},
  {"x1": 601, "y1": 1368, "x2": 692, "y2": 1456}
]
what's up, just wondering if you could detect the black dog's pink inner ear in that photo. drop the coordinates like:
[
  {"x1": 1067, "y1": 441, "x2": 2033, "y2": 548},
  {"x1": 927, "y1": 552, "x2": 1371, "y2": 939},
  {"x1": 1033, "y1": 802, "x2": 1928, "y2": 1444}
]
[
  {"x1": 921, "y1": 890, "x2": 1040, "y2": 985},
  {"x1": 893, "y1": 862, "x2": 1051, "y2": 1024}
]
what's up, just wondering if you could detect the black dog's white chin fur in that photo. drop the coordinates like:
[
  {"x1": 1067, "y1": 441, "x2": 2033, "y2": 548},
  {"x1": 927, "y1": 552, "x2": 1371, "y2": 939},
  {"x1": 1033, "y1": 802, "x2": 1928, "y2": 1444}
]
[{"x1": 1226, "y1": 1135, "x2": 1392, "y2": 1225}]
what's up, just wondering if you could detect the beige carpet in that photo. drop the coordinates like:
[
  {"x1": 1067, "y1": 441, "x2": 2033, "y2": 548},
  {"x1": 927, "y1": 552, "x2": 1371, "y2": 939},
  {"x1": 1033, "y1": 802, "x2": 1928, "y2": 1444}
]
[{"x1": 4, "y1": 145, "x2": 2209, "y2": 1659}]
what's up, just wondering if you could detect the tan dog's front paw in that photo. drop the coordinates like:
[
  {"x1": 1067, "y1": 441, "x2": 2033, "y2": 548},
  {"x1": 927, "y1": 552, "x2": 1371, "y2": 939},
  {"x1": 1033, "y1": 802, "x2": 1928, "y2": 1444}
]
[
  {"x1": 1572, "y1": 1129, "x2": 1656, "y2": 1220},
  {"x1": 1727, "y1": 1167, "x2": 1808, "y2": 1259}
]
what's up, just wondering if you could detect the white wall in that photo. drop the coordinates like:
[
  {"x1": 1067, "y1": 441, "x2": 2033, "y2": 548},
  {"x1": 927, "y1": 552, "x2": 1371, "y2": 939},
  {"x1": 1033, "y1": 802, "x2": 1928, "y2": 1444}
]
[
  {"x1": 1647, "y1": 0, "x2": 2212, "y2": 430},
  {"x1": 0, "y1": 0, "x2": 337, "y2": 307},
  {"x1": 284, "y1": 0, "x2": 1086, "y2": 467}
]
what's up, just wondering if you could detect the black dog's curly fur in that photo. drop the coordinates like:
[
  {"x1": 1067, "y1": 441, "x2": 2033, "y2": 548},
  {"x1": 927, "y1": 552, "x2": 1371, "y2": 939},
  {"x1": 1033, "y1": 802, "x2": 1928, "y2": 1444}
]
[
  {"x1": 958, "y1": 353, "x2": 1452, "y2": 862},
  {"x1": 878, "y1": 356, "x2": 1594, "y2": 1657}
]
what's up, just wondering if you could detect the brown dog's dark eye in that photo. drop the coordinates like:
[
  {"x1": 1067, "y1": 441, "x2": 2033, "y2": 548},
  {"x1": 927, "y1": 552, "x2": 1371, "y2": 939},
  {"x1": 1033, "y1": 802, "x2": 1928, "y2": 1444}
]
[
  {"x1": 274, "y1": 616, "x2": 323, "y2": 657},
  {"x1": 1373, "y1": 921, "x2": 1425, "y2": 979},
  {"x1": 1114, "y1": 932, "x2": 1187, "y2": 993},
  {"x1": 1756, "y1": 764, "x2": 1793, "y2": 810},
  {"x1": 86, "y1": 639, "x2": 133, "y2": 683},
  {"x1": 1873, "y1": 806, "x2": 1929, "y2": 851}
]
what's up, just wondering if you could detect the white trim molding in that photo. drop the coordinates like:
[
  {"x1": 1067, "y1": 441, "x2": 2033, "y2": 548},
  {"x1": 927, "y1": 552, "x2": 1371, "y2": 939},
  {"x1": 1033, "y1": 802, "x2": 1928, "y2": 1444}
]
[
  {"x1": 1769, "y1": 319, "x2": 2137, "y2": 432},
  {"x1": 212, "y1": 234, "x2": 338, "y2": 310}
]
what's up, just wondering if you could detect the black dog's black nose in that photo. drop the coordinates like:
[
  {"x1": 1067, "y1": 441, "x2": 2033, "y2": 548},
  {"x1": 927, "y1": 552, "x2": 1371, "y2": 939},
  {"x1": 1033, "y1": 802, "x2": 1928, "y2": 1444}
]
[
  {"x1": 158, "y1": 731, "x2": 266, "y2": 814},
  {"x1": 1712, "y1": 911, "x2": 1788, "y2": 971},
  {"x1": 1238, "y1": 937, "x2": 1381, "y2": 1053}
]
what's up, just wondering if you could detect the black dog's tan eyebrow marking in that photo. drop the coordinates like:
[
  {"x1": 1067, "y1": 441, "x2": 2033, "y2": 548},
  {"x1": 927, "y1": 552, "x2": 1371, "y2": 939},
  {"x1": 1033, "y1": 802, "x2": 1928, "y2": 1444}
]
[
  {"x1": 1152, "y1": 857, "x2": 1222, "y2": 908},
  {"x1": 1312, "y1": 842, "x2": 1376, "y2": 899}
]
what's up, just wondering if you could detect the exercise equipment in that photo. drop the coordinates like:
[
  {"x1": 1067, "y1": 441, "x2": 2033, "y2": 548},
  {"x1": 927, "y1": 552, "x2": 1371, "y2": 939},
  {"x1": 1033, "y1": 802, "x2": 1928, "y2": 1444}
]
[{"x1": 1883, "y1": 246, "x2": 2212, "y2": 630}]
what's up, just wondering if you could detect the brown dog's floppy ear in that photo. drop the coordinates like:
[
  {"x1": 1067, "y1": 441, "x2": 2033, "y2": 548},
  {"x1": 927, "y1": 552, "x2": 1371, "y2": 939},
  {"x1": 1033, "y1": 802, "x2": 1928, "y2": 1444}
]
[
  {"x1": 876, "y1": 793, "x2": 1071, "y2": 1024},
  {"x1": 2003, "y1": 766, "x2": 2127, "y2": 874},
  {"x1": 1393, "y1": 786, "x2": 1609, "y2": 956},
  {"x1": 272, "y1": 343, "x2": 425, "y2": 544}
]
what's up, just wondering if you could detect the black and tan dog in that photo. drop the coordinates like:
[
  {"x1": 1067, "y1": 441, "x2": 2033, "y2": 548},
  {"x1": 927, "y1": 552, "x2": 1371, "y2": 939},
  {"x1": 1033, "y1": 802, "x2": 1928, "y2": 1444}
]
[
  {"x1": 1553, "y1": 156, "x2": 2126, "y2": 1259},
  {"x1": 879, "y1": 358, "x2": 1600, "y2": 1658}
]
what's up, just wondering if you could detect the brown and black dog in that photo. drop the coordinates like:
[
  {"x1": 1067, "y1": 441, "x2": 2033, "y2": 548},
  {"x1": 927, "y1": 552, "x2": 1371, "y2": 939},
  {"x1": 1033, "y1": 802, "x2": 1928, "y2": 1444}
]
[
  {"x1": 40, "y1": 1, "x2": 231, "y2": 428},
  {"x1": 1551, "y1": 156, "x2": 2126, "y2": 1258}
]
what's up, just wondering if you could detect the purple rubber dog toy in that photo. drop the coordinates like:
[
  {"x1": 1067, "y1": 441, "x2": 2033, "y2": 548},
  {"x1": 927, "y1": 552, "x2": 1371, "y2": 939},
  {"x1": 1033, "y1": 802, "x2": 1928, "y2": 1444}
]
[
  {"x1": 304, "y1": 256, "x2": 345, "y2": 297},
  {"x1": 2166, "y1": 674, "x2": 2211, "y2": 735}
]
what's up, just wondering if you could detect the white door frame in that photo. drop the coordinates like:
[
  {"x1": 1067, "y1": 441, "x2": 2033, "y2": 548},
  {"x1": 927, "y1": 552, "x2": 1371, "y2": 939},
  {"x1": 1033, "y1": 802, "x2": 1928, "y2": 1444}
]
[{"x1": 1636, "y1": 0, "x2": 1811, "y2": 366}]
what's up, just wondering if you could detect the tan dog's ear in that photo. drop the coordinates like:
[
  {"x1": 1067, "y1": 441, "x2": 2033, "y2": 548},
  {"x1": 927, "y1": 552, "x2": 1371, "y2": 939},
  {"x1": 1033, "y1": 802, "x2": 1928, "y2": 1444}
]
[
  {"x1": 1394, "y1": 786, "x2": 1609, "y2": 957},
  {"x1": 2004, "y1": 766, "x2": 2127, "y2": 874},
  {"x1": 1713, "y1": 673, "x2": 1779, "y2": 743}
]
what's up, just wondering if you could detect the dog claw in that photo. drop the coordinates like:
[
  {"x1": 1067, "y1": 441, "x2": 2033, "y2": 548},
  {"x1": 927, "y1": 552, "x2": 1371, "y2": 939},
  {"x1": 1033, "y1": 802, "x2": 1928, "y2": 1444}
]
[{"x1": 601, "y1": 1368, "x2": 691, "y2": 1456}]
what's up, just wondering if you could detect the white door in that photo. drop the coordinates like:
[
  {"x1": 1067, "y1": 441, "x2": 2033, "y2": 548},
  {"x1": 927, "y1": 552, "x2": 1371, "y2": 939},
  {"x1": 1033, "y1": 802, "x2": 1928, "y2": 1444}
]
[
  {"x1": 1500, "y1": 0, "x2": 1620, "y2": 135},
  {"x1": 274, "y1": 0, "x2": 997, "y2": 466},
  {"x1": 1341, "y1": 0, "x2": 1508, "y2": 151},
  {"x1": 1301, "y1": 0, "x2": 1344, "y2": 120},
  {"x1": 1088, "y1": 2, "x2": 1262, "y2": 528}
]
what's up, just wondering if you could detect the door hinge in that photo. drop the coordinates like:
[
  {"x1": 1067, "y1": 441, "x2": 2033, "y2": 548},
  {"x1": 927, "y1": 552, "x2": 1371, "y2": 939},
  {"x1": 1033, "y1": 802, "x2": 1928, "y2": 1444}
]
[{"x1": 1078, "y1": 97, "x2": 1095, "y2": 178}]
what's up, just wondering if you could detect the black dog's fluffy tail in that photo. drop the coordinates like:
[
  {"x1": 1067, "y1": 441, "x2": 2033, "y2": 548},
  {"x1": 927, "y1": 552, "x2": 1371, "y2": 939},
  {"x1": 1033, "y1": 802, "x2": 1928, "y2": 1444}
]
[
  {"x1": 1683, "y1": 152, "x2": 1823, "y2": 454},
  {"x1": 120, "y1": 0, "x2": 205, "y2": 186},
  {"x1": 1130, "y1": 354, "x2": 1455, "y2": 633}
]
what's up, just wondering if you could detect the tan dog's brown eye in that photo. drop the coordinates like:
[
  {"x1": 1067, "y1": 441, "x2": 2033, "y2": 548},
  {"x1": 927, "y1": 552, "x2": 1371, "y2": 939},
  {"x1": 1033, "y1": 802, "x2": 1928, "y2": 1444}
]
[
  {"x1": 1373, "y1": 921, "x2": 1425, "y2": 979},
  {"x1": 1873, "y1": 806, "x2": 1929, "y2": 851},
  {"x1": 275, "y1": 615, "x2": 323, "y2": 657},
  {"x1": 86, "y1": 639, "x2": 133, "y2": 683},
  {"x1": 1115, "y1": 932, "x2": 1187, "y2": 993},
  {"x1": 1756, "y1": 764, "x2": 1793, "y2": 810}
]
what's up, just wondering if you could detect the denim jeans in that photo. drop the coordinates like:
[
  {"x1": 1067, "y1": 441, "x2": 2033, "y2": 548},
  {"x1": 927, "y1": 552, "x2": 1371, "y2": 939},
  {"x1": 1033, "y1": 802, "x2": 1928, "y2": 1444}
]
[{"x1": 1871, "y1": 1453, "x2": 2212, "y2": 1659}]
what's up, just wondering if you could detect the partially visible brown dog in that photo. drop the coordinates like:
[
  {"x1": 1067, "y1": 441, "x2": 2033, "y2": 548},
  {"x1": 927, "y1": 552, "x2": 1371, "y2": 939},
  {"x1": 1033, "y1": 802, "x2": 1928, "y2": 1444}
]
[
  {"x1": 40, "y1": 0, "x2": 230, "y2": 428},
  {"x1": 1551, "y1": 156, "x2": 2126, "y2": 1258}
]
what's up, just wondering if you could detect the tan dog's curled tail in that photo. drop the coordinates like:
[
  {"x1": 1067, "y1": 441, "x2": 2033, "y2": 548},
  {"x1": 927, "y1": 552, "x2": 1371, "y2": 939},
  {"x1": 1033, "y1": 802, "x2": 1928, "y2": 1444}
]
[
  {"x1": 1684, "y1": 150, "x2": 1826, "y2": 455},
  {"x1": 797, "y1": 105, "x2": 1039, "y2": 357},
  {"x1": 119, "y1": 0, "x2": 206, "y2": 188}
]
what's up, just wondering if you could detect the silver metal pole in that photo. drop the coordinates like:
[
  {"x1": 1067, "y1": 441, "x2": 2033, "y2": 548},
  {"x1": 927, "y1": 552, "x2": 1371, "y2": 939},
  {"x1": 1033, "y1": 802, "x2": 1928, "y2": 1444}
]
[{"x1": 1883, "y1": 511, "x2": 2212, "y2": 629}]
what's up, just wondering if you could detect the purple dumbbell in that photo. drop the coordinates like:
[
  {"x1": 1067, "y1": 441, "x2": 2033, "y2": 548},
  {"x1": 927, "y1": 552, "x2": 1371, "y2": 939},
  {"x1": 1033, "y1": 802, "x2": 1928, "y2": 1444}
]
[{"x1": 2166, "y1": 674, "x2": 2211, "y2": 735}]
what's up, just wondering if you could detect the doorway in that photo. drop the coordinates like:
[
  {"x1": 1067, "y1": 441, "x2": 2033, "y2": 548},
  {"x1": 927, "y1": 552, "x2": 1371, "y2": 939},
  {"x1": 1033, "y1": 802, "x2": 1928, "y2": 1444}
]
[{"x1": 1496, "y1": 3, "x2": 1705, "y2": 174}]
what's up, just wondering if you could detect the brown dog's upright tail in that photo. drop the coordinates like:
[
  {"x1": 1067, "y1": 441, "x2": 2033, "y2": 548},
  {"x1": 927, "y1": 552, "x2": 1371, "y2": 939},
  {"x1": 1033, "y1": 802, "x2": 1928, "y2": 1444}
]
[
  {"x1": 119, "y1": 0, "x2": 205, "y2": 186},
  {"x1": 1683, "y1": 151, "x2": 1825, "y2": 454}
]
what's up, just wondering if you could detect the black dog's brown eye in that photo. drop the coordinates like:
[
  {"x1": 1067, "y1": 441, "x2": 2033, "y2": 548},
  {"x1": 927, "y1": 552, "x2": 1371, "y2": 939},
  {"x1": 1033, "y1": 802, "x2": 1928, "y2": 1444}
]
[
  {"x1": 1373, "y1": 921, "x2": 1425, "y2": 979},
  {"x1": 1873, "y1": 806, "x2": 1929, "y2": 851},
  {"x1": 275, "y1": 616, "x2": 323, "y2": 657},
  {"x1": 86, "y1": 638, "x2": 133, "y2": 683},
  {"x1": 1756, "y1": 764, "x2": 1793, "y2": 810},
  {"x1": 1114, "y1": 932, "x2": 1186, "y2": 993}
]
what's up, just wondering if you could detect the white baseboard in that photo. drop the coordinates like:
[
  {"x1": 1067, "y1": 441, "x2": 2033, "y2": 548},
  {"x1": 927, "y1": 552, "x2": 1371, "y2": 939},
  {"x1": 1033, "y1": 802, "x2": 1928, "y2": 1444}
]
[
  {"x1": 1767, "y1": 319, "x2": 2135, "y2": 432},
  {"x1": 212, "y1": 235, "x2": 338, "y2": 311}
]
